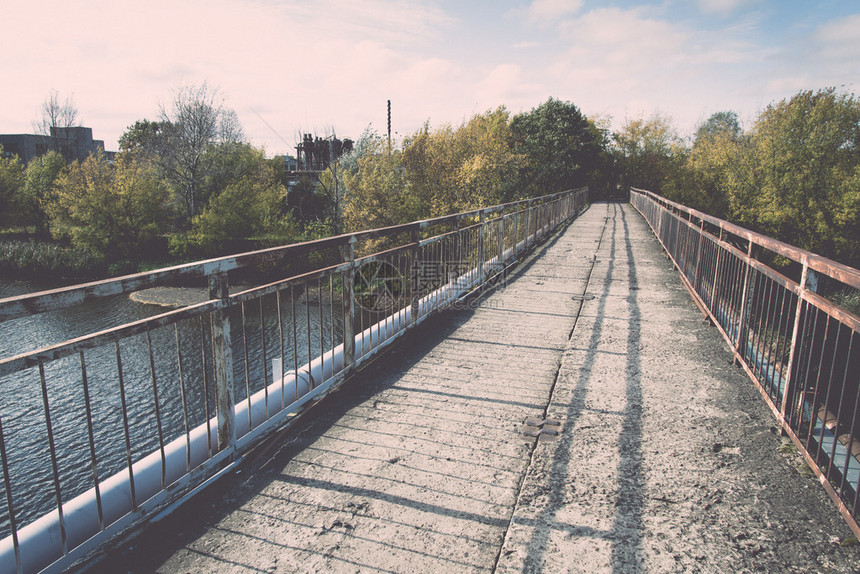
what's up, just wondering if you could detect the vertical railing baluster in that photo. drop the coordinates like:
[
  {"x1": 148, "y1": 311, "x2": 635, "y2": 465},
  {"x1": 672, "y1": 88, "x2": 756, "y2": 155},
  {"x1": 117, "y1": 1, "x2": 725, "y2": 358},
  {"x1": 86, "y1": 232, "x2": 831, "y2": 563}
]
[
  {"x1": 199, "y1": 316, "x2": 213, "y2": 458},
  {"x1": 773, "y1": 288, "x2": 792, "y2": 384},
  {"x1": 709, "y1": 229, "x2": 726, "y2": 317},
  {"x1": 306, "y1": 281, "x2": 313, "y2": 384},
  {"x1": 0, "y1": 415, "x2": 21, "y2": 574},
  {"x1": 762, "y1": 277, "x2": 782, "y2": 395},
  {"x1": 240, "y1": 302, "x2": 253, "y2": 430},
  {"x1": 276, "y1": 289, "x2": 285, "y2": 409},
  {"x1": 115, "y1": 341, "x2": 137, "y2": 506},
  {"x1": 343, "y1": 238, "x2": 356, "y2": 369},
  {"x1": 819, "y1": 322, "x2": 842, "y2": 476},
  {"x1": 291, "y1": 286, "x2": 299, "y2": 395},
  {"x1": 454, "y1": 218, "x2": 463, "y2": 294},
  {"x1": 478, "y1": 211, "x2": 486, "y2": 281},
  {"x1": 174, "y1": 324, "x2": 191, "y2": 472},
  {"x1": 806, "y1": 312, "x2": 829, "y2": 451},
  {"x1": 498, "y1": 214, "x2": 505, "y2": 268},
  {"x1": 38, "y1": 362, "x2": 67, "y2": 555},
  {"x1": 146, "y1": 332, "x2": 166, "y2": 489},
  {"x1": 513, "y1": 206, "x2": 519, "y2": 258},
  {"x1": 840, "y1": 333, "x2": 859, "y2": 501},
  {"x1": 525, "y1": 199, "x2": 532, "y2": 249},
  {"x1": 750, "y1": 272, "x2": 768, "y2": 382},
  {"x1": 319, "y1": 277, "x2": 325, "y2": 380},
  {"x1": 735, "y1": 244, "x2": 756, "y2": 363},
  {"x1": 829, "y1": 327, "x2": 852, "y2": 484},
  {"x1": 781, "y1": 259, "x2": 811, "y2": 428},
  {"x1": 329, "y1": 275, "x2": 335, "y2": 366},
  {"x1": 78, "y1": 351, "x2": 103, "y2": 531},
  {"x1": 257, "y1": 296, "x2": 270, "y2": 414},
  {"x1": 410, "y1": 229, "x2": 420, "y2": 325},
  {"x1": 693, "y1": 220, "x2": 705, "y2": 293}
]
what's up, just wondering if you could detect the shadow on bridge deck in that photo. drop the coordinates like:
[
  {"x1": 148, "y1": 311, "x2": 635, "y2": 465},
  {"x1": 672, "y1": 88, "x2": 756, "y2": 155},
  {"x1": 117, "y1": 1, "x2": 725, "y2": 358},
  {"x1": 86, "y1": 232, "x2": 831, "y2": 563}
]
[{"x1": 90, "y1": 203, "x2": 860, "y2": 573}]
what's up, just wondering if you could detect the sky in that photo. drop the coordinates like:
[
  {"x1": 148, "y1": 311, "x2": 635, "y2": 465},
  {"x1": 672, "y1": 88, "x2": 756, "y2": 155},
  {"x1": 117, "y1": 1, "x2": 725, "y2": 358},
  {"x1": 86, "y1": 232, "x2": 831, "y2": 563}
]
[{"x1": 3, "y1": 0, "x2": 859, "y2": 157}]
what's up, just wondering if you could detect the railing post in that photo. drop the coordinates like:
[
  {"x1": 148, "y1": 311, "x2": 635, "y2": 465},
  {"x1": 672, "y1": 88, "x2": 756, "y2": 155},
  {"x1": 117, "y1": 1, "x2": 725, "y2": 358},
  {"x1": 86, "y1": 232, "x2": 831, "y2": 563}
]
[
  {"x1": 709, "y1": 228, "x2": 725, "y2": 311},
  {"x1": 498, "y1": 213, "x2": 505, "y2": 266},
  {"x1": 539, "y1": 201, "x2": 545, "y2": 239},
  {"x1": 734, "y1": 242, "x2": 757, "y2": 363},
  {"x1": 343, "y1": 237, "x2": 356, "y2": 369},
  {"x1": 208, "y1": 271, "x2": 236, "y2": 452},
  {"x1": 513, "y1": 206, "x2": 519, "y2": 257},
  {"x1": 654, "y1": 190, "x2": 664, "y2": 240},
  {"x1": 525, "y1": 200, "x2": 533, "y2": 248},
  {"x1": 781, "y1": 260, "x2": 815, "y2": 427},
  {"x1": 411, "y1": 229, "x2": 421, "y2": 323},
  {"x1": 453, "y1": 217, "x2": 462, "y2": 288},
  {"x1": 693, "y1": 219, "x2": 705, "y2": 292},
  {"x1": 478, "y1": 211, "x2": 486, "y2": 280}
]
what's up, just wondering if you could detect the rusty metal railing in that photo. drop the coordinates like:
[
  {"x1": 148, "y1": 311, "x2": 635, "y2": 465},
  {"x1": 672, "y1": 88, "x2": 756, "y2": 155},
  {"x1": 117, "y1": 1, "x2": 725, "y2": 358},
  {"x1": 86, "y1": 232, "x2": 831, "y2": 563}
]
[
  {"x1": 630, "y1": 187, "x2": 860, "y2": 536},
  {"x1": 0, "y1": 187, "x2": 588, "y2": 573}
]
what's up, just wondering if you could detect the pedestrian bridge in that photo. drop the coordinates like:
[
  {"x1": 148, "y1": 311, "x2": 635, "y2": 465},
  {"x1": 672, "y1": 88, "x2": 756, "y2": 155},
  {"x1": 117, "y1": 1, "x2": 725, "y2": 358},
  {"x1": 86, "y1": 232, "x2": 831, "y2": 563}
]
[{"x1": 1, "y1": 191, "x2": 859, "y2": 572}]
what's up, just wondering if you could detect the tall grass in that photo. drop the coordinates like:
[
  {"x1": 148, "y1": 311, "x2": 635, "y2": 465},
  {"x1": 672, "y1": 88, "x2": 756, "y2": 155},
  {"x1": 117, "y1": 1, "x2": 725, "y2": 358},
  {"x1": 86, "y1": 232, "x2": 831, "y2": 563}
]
[
  {"x1": 0, "y1": 240, "x2": 105, "y2": 280},
  {"x1": 830, "y1": 289, "x2": 860, "y2": 317}
]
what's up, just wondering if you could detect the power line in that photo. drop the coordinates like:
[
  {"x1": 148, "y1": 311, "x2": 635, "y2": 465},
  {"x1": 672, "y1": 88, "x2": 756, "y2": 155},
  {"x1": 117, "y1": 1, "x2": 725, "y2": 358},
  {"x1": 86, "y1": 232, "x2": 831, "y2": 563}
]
[{"x1": 249, "y1": 107, "x2": 293, "y2": 151}]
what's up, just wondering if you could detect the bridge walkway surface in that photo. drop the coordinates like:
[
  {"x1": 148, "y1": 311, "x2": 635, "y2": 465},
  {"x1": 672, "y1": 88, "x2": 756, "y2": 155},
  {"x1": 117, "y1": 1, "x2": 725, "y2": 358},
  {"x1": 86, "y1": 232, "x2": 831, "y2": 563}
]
[{"x1": 92, "y1": 203, "x2": 860, "y2": 573}]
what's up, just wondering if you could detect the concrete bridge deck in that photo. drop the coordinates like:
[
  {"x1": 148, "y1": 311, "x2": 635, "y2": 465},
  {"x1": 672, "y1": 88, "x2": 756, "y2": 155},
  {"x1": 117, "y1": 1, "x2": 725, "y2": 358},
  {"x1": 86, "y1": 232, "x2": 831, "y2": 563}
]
[{"x1": 94, "y1": 203, "x2": 860, "y2": 573}]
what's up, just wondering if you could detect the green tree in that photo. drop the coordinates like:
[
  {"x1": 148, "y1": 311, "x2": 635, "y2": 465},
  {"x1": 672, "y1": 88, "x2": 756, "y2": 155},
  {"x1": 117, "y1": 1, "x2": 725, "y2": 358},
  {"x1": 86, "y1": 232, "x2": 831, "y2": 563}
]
[
  {"x1": 400, "y1": 121, "x2": 459, "y2": 218},
  {"x1": 317, "y1": 163, "x2": 347, "y2": 235},
  {"x1": 342, "y1": 131, "x2": 411, "y2": 231},
  {"x1": 452, "y1": 107, "x2": 520, "y2": 208},
  {"x1": 613, "y1": 113, "x2": 685, "y2": 193},
  {"x1": 0, "y1": 147, "x2": 27, "y2": 228},
  {"x1": 286, "y1": 175, "x2": 329, "y2": 227},
  {"x1": 20, "y1": 150, "x2": 66, "y2": 233},
  {"x1": 694, "y1": 110, "x2": 742, "y2": 142},
  {"x1": 172, "y1": 144, "x2": 293, "y2": 256},
  {"x1": 399, "y1": 108, "x2": 520, "y2": 218},
  {"x1": 47, "y1": 151, "x2": 172, "y2": 261},
  {"x1": 118, "y1": 119, "x2": 169, "y2": 157},
  {"x1": 157, "y1": 82, "x2": 244, "y2": 225},
  {"x1": 510, "y1": 98, "x2": 606, "y2": 197},
  {"x1": 737, "y1": 89, "x2": 860, "y2": 265},
  {"x1": 664, "y1": 111, "x2": 744, "y2": 217},
  {"x1": 181, "y1": 179, "x2": 293, "y2": 256}
]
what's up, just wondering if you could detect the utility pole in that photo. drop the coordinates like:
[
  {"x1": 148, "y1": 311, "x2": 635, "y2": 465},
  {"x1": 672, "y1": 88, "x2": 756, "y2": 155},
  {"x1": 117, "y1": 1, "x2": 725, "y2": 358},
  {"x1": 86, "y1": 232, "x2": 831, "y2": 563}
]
[{"x1": 387, "y1": 100, "x2": 391, "y2": 154}]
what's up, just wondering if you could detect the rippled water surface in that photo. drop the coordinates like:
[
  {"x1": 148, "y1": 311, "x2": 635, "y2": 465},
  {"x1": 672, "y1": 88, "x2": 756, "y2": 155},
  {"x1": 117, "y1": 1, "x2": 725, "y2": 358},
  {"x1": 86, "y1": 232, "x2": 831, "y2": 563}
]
[{"x1": 0, "y1": 279, "x2": 343, "y2": 537}]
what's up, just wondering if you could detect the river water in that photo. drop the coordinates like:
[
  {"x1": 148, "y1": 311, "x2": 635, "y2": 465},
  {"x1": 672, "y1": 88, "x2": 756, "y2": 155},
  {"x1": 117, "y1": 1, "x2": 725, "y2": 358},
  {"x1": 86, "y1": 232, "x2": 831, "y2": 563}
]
[{"x1": 0, "y1": 279, "x2": 344, "y2": 537}]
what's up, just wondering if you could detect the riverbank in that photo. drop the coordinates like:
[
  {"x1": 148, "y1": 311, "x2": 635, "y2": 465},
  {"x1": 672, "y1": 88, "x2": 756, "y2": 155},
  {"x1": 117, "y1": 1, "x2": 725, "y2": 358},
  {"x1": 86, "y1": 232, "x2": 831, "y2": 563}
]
[{"x1": 0, "y1": 239, "x2": 106, "y2": 282}]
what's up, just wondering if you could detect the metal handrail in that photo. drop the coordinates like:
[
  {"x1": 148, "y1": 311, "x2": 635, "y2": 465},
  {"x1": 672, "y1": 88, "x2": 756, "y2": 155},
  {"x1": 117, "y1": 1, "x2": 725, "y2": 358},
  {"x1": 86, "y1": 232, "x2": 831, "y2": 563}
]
[
  {"x1": 630, "y1": 187, "x2": 860, "y2": 537},
  {"x1": 0, "y1": 188, "x2": 588, "y2": 573}
]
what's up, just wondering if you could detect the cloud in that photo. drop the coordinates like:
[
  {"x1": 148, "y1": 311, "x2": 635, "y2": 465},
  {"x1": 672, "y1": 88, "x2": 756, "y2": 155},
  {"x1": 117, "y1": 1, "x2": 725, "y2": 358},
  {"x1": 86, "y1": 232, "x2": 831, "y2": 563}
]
[
  {"x1": 526, "y1": 0, "x2": 584, "y2": 24},
  {"x1": 5, "y1": 0, "x2": 857, "y2": 157},
  {"x1": 815, "y1": 14, "x2": 860, "y2": 62},
  {"x1": 538, "y1": 6, "x2": 773, "y2": 136},
  {"x1": 475, "y1": 64, "x2": 540, "y2": 109},
  {"x1": 2, "y1": 0, "x2": 458, "y2": 154},
  {"x1": 697, "y1": 0, "x2": 762, "y2": 17}
]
